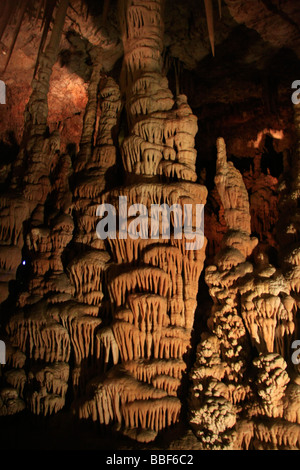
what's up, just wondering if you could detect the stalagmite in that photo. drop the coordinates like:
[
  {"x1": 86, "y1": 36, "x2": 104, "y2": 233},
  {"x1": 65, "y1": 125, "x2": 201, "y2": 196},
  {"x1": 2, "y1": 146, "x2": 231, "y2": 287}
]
[
  {"x1": 191, "y1": 129, "x2": 300, "y2": 449},
  {"x1": 239, "y1": 252, "x2": 296, "y2": 356},
  {"x1": 77, "y1": 0, "x2": 207, "y2": 441},
  {"x1": 190, "y1": 138, "x2": 257, "y2": 448},
  {"x1": 0, "y1": 0, "x2": 70, "y2": 303}
]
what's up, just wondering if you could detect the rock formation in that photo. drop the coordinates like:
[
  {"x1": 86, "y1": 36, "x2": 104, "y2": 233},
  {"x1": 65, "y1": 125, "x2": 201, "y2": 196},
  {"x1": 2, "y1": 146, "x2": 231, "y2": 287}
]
[
  {"x1": 0, "y1": 0, "x2": 299, "y2": 452},
  {"x1": 189, "y1": 128, "x2": 300, "y2": 449},
  {"x1": 77, "y1": 0, "x2": 207, "y2": 443}
]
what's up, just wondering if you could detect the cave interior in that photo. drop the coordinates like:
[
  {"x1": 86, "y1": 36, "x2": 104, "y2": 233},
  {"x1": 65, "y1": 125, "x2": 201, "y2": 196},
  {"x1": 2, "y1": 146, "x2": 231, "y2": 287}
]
[{"x1": 0, "y1": 0, "x2": 300, "y2": 451}]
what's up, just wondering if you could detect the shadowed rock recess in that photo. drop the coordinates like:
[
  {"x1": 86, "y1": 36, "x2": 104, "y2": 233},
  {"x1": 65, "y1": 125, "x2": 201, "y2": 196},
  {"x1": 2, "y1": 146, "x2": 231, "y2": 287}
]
[{"x1": 0, "y1": 0, "x2": 300, "y2": 450}]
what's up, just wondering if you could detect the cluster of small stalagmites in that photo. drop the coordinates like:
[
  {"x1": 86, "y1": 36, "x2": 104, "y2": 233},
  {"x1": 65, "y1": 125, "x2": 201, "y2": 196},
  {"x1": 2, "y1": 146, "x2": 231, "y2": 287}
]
[
  {"x1": 206, "y1": 142, "x2": 296, "y2": 364},
  {"x1": 77, "y1": 0, "x2": 207, "y2": 442},
  {"x1": 237, "y1": 102, "x2": 300, "y2": 449},
  {"x1": 206, "y1": 138, "x2": 295, "y2": 370},
  {"x1": 234, "y1": 101, "x2": 300, "y2": 449},
  {"x1": 188, "y1": 334, "x2": 238, "y2": 450}
]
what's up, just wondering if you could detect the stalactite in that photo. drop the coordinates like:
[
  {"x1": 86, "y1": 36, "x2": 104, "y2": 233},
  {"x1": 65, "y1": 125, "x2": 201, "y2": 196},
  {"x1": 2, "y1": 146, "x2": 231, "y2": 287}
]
[
  {"x1": 6, "y1": 302, "x2": 71, "y2": 363},
  {"x1": 67, "y1": 250, "x2": 110, "y2": 305},
  {"x1": 253, "y1": 421, "x2": 300, "y2": 449},
  {"x1": 27, "y1": 362, "x2": 69, "y2": 416},
  {"x1": 96, "y1": 327, "x2": 120, "y2": 368},
  {"x1": 203, "y1": 0, "x2": 215, "y2": 56},
  {"x1": 4, "y1": 369, "x2": 27, "y2": 397}
]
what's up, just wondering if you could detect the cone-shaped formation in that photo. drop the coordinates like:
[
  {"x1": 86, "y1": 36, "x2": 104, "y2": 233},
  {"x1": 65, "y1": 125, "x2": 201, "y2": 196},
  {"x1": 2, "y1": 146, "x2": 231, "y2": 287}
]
[
  {"x1": 190, "y1": 134, "x2": 300, "y2": 450},
  {"x1": 204, "y1": 138, "x2": 257, "y2": 385}
]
